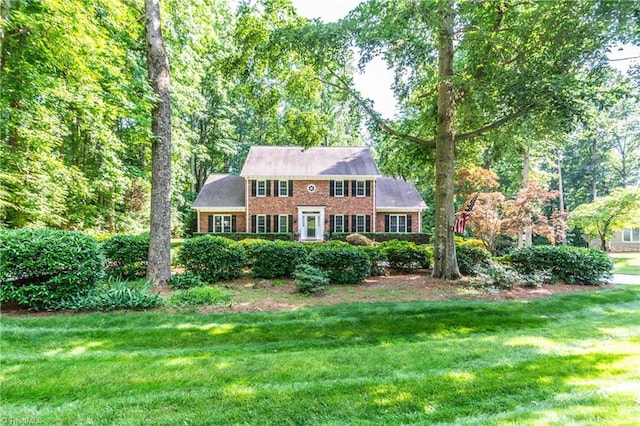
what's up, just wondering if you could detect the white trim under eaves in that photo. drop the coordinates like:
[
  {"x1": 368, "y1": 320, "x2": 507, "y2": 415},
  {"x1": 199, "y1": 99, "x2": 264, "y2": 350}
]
[
  {"x1": 194, "y1": 207, "x2": 246, "y2": 213},
  {"x1": 376, "y1": 207, "x2": 425, "y2": 213},
  {"x1": 240, "y1": 175, "x2": 381, "y2": 180}
]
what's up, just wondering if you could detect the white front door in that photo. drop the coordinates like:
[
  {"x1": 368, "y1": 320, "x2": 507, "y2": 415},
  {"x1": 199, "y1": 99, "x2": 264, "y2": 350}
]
[{"x1": 298, "y1": 208, "x2": 324, "y2": 240}]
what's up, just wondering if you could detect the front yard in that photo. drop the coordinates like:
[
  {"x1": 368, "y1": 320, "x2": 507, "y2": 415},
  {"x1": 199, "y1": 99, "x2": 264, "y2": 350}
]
[
  {"x1": 610, "y1": 252, "x2": 640, "y2": 275},
  {"x1": 1, "y1": 286, "x2": 639, "y2": 424}
]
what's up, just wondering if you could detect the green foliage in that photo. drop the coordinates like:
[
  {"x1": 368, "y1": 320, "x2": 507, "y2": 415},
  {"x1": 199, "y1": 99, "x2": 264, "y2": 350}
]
[
  {"x1": 0, "y1": 228, "x2": 104, "y2": 310},
  {"x1": 456, "y1": 244, "x2": 492, "y2": 276},
  {"x1": 52, "y1": 280, "x2": 164, "y2": 312},
  {"x1": 211, "y1": 233, "x2": 294, "y2": 241},
  {"x1": 307, "y1": 245, "x2": 370, "y2": 284},
  {"x1": 508, "y1": 245, "x2": 613, "y2": 285},
  {"x1": 101, "y1": 234, "x2": 149, "y2": 280},
  {"x1": 360, "y1": 245, "x2": 388, "y2": 276},
  {"x1": 331, "y1": 232, "x2": 430, "y2": 244},
  {"x1": 177, "y1": 236, "x2": 246, "y2": 283},
  {"x1": 249, "y1": 241, "x2": 307, "y2": 278},
  {"x1": 380, "y1": 240, "x2": 431, "y2": 273},
  {"x1": 293, "y1": 264, "x2": 328, "y2": 295},
  {"x1": 470, "y1": 261, "x2": 549, "y2": 290},
  {"x1": 168, "y1": 273, "x2": 206, "y2": 290},
  {"x1": 345, "y1": 233, "x2": 375, "y2": 246},
  {"x1": 169, "y1": 286, "x2": 232, "y2": 307}
]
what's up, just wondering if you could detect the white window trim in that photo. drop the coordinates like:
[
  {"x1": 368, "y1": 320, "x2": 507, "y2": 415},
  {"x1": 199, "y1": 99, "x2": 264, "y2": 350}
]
[
  {"x1": 355, "y1": 180, "x2": 366, "y2": 197},
  {"x1": 213, "y1": 214, "x2": 232, "y2": 233},
  {"x1": 622, "y1": 227, "x2": 640, "y2": 243},
  {"x1": 334, "y1": 215, "x2": 345, "y2": 233},
  {"x1": 334, "y1": 181, "x2": 344, "y2": 197},
  {"x1": 256, "y1": 180, "x2": 267, "y2": 197},
  {"x1": 355, "y1": 215, "x2": 366, "y2": 233},
  {"x1": 256, "y1": 214, "x2": 267, "y2": 233},
  {"x1": 278, "y1": 215, "x2": 289, "y2": 233},
  {"x1": 389, "y1": 214, "x2": 408, "y2": 233},
  {"x1": 278, "y1": 180, "x2": 289, "y2": 197}
]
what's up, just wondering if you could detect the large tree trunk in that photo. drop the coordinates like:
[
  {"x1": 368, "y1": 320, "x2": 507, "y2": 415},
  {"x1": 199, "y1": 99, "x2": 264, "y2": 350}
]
[
  {"x1": 557, "y1": 149, "x2": 567, "y2": 244},
  {"x1": 0, "y1": 0, "x2": 9, "y2": 80},
  {"x1": 432, "y1": 0, "x2": 460, "y2": 280},
  {"x1": 518, "y1": 147, "x2": 532, "y2": 247},
  {"x1": 145, "y1": 0, "x2": 172, "y2": 286}
]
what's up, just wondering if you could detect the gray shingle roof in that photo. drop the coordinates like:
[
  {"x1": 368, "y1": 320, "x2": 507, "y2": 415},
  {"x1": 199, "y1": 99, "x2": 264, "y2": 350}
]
[
  {"x1": 376, "y1": 177, "x2": 427, "y2": 210},
  {"x1": 192, "y1": 174, "x2": 245, "y2": 209},
  {"x1": 240, "y1": 146, "x2": 381, "y2": 177}
]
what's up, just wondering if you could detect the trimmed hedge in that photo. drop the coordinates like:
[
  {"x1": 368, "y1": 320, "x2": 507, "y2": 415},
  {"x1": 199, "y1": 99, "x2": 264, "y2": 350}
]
[
  {"x1": 249, "y1": 240, "x2": 308, "y2": 278},
  {"x1": 508, "y1": 245, "x2": 613, "y2": 285},
  {"x1": 308, "y1": 245, "x2": 370, "y2": 284},
  {"x1": 196, "y1": 232, "x2": 294, "y2": 241},
  {"x1": 101, "y1": 233, "x2": 149, "y2": 280},
  {"x1": 177, "y1": 236, "x2": 246, "y2": 283},
  {"x1": 380, "y1": 240, "x2": 431, "y2": 272},
  {"x1": 456, "y1": 244, "x2": 492, "y2": 276},
  {"x1": 331, "y1": 232, "x2": 430, "y2": 244},
  {"x1": 0, "y1": 228, "x2": 105, "y2": 310}
]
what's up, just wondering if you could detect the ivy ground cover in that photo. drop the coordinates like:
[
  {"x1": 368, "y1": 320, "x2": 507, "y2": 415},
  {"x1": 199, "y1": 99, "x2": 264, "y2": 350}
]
[{"x1": 1, "y1": 286, "x2": 639, "y2": 425}]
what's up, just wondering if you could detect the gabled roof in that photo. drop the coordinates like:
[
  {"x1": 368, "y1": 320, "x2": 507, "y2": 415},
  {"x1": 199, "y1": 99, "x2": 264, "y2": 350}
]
[
  {"x1": 240, "y1": 146, "x2": 381, "y2": 177},
  {"x1": 192, "y1": 174, "x2": 245, "y2": 209},
  {"x1": 376, "y1": 177, "x2": 427, "y2": 211}
]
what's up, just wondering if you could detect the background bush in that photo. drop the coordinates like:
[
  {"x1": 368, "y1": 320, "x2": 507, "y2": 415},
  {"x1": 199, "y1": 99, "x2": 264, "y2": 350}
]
[
  {"x1": 52, "y1": 280, "x2": 164, "y2": 311},
  {"x1": 177, "y1": 236, "x2": 246, "y2": 283},
  {"x1": 345, "y1": 233, "x2": 375, "y2": 246},
  {"x1": 360, "y1": 246, "x2": 387, "y2": 276},
  {"x1": 508, "y1": 245, "x2": 613, "y2": 284},
  {"x1": 202, "y1": 232, "x2": 293, "y2": 241},
  {"x1": 331, "y1": 232, "x2": 430, "y2": 244},
  {"x1": 249, "y1": 241, "x2": 307, "y2": 278},
  {"x1": 168, "y1": 273, "x2": 206, "y2": 289},
  {"x1": 293, "y1": 264, "x2": 328, "y2": 295},
  {"x1": 0, "y1": 228, "x2": 105, "y2": 310},
  {"x1": 380, "y1": 240, "x2": 431, "y2": 272},
  {"x1": 456, "y1": 244, "x2": 492, "y2": 276},
  {"x1": 101, "y1": 233, "x2": 149, "y2": 280},
  {"x1": 308, "y1": 245, "x2": 370, "y2": 284},
  {"x1": 169, "y1": 286, "x2": 233, "y2": 307}
]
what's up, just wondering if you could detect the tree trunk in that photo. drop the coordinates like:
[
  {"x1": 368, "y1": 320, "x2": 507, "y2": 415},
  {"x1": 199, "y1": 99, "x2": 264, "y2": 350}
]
[
  {"x1": 519, "y1": 147, "x2": 532, "y2": 247},
  {"x1": 590, "y1": 138, "x2": 597, "y2": 202},
  {"x1": 145, "y1": 0, "x2": 172, "y2": 286},
  {"x1": 432, "y1": 0, "x2": 460, "y2": 280},
  {"x1": 557, "y1": 149, "x2": 567, "y2": 244}
]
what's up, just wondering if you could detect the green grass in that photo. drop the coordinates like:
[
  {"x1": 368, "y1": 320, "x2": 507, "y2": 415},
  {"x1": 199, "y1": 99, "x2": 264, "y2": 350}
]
[
  {"x1": 2, "y1": 287, "x2": 639, "y2": 425},
  {"x1": 611, "y1": 252, "x2": 640, "y2": 275}
]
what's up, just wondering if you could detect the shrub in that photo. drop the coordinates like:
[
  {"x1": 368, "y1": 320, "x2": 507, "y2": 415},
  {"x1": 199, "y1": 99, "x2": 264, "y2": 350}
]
[
  {"x1": 456, "y1": 244, "x2": 492, "y2": 276},
  {"x1": 169, "y1": 286, "x2": 233, "y2": 307},
  {"x1": 237, "y1": 239, "x2": 269, "y2": 265},
  {"x1": 380, "y1": 240, "x2": 431, "y2": 272},
  {"x1": 0, "y1": 228, "x2": 105, "y2": 310},
  {"x1": 168, "y1": 273, "x2": 206, "y2": 289},
  {"x1": 508, "y1": 245, "x2": 613, "y2": 285},
  {"x1": 346, "y1": 233, "x2": 375, "y2": 246},
  {"x1": 248, "y1": 241, "x2": 308, "y2": 278},
  {"x1": 470, "y1": 260, "x2": 548, "y2": 290},
  {"x1": 308, "y1": 245, "x2": 370, "y2": 284},
  {"x1": 293, "y1": 264, "x2": 329, "y2": 295},
  {"x1": 52, "y1": 280, "x2": 164, "y2": 311},
  {"x1": 331, "y1": 232, "x2": 430, "y2": 244},
  {"x1": 178, "y1": 236, "x2": 247, "y2": 283},
  {"x1": 203, "y1": 232, "x2": 293, "y2": 241},
  {"x1": 360, "y1": 245, "x2": 387, "y2": 276},
  {"x1": 101, "y1": 233, "x2": 149, "y2": 280}
]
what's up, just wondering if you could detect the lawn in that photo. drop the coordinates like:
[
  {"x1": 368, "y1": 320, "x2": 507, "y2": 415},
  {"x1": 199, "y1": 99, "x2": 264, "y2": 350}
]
[
  {"x1": 610, "y1": 252, "x2": 640, "y2": 275},
  {"x1": 1, "y1": 286, "x2": 639, "y2": 425}
]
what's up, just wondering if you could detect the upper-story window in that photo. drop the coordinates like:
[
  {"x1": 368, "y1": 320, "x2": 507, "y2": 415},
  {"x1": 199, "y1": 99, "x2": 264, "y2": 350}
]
[
  {"x1": 355, "y1": 180, "x2": 366, "y2": 197},
  {"x1": 333, "y1": 180, "x2": 345, "y2": 197},
  {"x1": 256, "y1": 180, "x2": 267, "y2": 197},
  {"x1": 278, "y1": 180, "x2": 289, "y2": 197}
]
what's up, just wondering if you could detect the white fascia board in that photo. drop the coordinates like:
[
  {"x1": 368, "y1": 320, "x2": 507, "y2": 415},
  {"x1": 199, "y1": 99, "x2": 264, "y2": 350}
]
[
  {"x1": 376, "y1": 207, "x2": 425, "y2": 213},
  {"x1": 194, "y1": 207, "x2": 246, "y2": 212},
  {"x1": 240, "y1": 175, "x2": 380, "y2": 180}
]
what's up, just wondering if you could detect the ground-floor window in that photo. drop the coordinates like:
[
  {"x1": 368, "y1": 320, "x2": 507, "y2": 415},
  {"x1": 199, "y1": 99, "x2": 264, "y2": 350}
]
[
  {"x1": 208, "y1": 215, "x2": 234, "y2": 233},
  {"x1": 385, "y1": 214, "x2": 412, "y2": 232},
  {"x1": 622, "y1": 227, "x2": 640, "y2": 242},
  {"x1": 278, "y1": 215, "x2": 289, "y2": 233}
]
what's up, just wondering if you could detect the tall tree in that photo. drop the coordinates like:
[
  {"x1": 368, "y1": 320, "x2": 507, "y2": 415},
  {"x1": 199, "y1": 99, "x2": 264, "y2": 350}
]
[{"x1": 145, "y1": 0, "x2": 172, "y2": 285}]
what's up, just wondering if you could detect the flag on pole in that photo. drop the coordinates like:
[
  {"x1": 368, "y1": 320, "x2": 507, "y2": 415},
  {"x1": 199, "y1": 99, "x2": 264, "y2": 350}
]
[{"x1": 452, "y1": 193, "x2": 478, "y2": 235}]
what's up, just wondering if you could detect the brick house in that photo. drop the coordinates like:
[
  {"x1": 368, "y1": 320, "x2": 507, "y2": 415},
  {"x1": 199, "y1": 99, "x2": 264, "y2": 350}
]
[{"x1": 192, "y1": 146, "x2": 427, "y2": 240}]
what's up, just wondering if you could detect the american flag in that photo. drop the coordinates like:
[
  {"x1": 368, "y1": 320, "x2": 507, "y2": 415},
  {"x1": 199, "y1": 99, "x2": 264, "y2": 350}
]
[{"x1": 452, "y1": 193, "x2": 478, "y2": 235}]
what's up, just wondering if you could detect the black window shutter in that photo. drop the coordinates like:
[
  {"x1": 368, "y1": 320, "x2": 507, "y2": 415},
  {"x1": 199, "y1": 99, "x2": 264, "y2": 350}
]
[
  {"x1": 366, "y1": 215, "x2": 371, "y2": 232},
  {"x1": 366, "y1": 181, "x2": 371, "y2": 196},
  {"x1": 231, "y1": 215, "x2": 237, "y2": 232},
  {"x1": 329, "y1": 215, "x2": 334, "y2": 233},
  {"x1": 251, "y1": 180, "x2": 256, "y2": 197},
  {"x1": 407, "y1": 214, "x2": 412, "y2": 232},
  {"x1": 288, "y1": 180, "x2": 293, "y2": 197},
  {"x1": 385, "y1": 214, "x2": 390, "y2": 232},
  {"x1": 266, "y1": 215, "x2": 271, "y2": 232},
  {"x1": 345, "y1": 180, "x2": 350, "y2": 196},
  {"x1": 266, "y1": 180, "x2": 271, "y2": 196},
  {"x1": 351, "y1": 180, "x2": 356, "y2": 197},
  {"x1": 351, "y1": 215, "x2": 357, "y2": 232},
  {"x1": 344, "y1": 215, "x2": 349, "y2": 232},
  {"x1": 288, "y1": 215, "x2": 293, "y2": 232},
  {"x1": 208, "y1": 215, "x2": 214, "y2": 232},
  {"x1": 251, "y1": 215, "x2": 257, "y2": 233},
  {"x1": 330, "y1": 180, "x2": 335, "y2": 197},
  {"x1": 274, "y1": 180, "x2": 279, "y2": 197}
]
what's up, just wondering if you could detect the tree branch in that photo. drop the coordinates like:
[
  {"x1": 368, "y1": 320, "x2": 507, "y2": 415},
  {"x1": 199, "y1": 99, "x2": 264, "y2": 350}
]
[{"x1": 453, "y1": 105, "x2": 534, "y2": 142}]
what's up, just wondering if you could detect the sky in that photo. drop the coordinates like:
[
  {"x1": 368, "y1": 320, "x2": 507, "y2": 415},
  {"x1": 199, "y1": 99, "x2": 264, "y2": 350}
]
[{"x1": 289, "y1": 0, "x2": 639, "y2": 119}]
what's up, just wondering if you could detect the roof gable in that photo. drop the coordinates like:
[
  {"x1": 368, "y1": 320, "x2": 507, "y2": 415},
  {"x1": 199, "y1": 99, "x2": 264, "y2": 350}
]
[
  {"x1": 240, "y1": 146, "x2": 381, "y2": 177},
  {"x1": 376, "y1": 176, "x2": 427, "y2": 210},
  {"x1": 192, "y1": 174, "x2": 245, "y2": 209}
]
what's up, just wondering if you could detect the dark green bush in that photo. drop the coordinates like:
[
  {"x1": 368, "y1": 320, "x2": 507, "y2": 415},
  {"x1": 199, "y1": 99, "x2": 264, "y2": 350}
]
[
  {"x1": 293, "y1": 264, "x2": 328, "y2": 295},
  {"x1": 169, "y1": 286, "x2": 233, "y2": 307},
  {"x1": 101, "y1": 233, "x2": 149, "y2": 280},
  {"x1": 456, "y1": 244, "x2": 492, "y2": 276},
  {"x1": 52, "y1": 280, "x2": 164, "y2": 311},
  {"x1": 360, "y1": 245, "x2": 387, "y2": 276},
  {"x1": 508, "y1": 245, "x2": 613, "y2": 285},
  {"x1": 0, "y1": 228, "x2": 105, "y2": 310},
  {"x1": 307, "y1": 245, "x2": 370, "y2": 284},
  {"x1": 168, "y1": 273, "x2": 206, "y2": 289},
  {"x1": 200, "y1": 232, "x2": 293, "y2": 241},
  {"x1": 249, "y1": 241, "x2": 307, "y2": 278},
  {"x1": 331, "y1": 232, "x2": 430, "y2": 244},
  {"x1": 380, "y1": 240, "x2": 431, "y2": 272},
  {"x1": 469, "y1": 260, "x2": 548, "y2": 290},
  {"x1": 177, "y1": 236, "x2": 246, "y2": 283}
]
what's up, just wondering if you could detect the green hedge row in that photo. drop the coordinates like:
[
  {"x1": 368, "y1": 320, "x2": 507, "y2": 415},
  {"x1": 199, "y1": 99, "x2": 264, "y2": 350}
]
[
  {"x1": 195, "y1": 232, "x2": 294, "y2": 241},
  {"x1": 330, "y1": 232, "x2": 430, "y2": 244}
]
